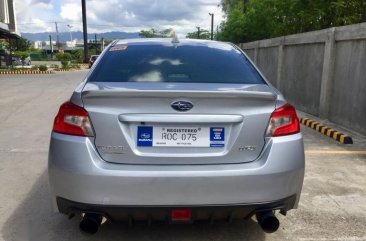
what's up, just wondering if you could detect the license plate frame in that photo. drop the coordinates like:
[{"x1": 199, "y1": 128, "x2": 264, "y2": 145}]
[{"x1": 137, "y1": 126, "x2": 225, "y2": 147}]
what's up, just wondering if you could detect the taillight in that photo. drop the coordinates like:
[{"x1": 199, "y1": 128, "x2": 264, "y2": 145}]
[
  {"x1": 266, "y1": 103, "x2": 300, "y2": 137},
  {"x1": 53, "y1": 101, "x2": 94, "y2": 137}
]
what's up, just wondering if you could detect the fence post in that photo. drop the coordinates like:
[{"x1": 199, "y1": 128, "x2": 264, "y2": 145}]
[
  {"x1": 254, "y1": 41, "x2": 259, "y2": 64},
  {"x1": 276, "y1": 37, "x2": 285, "y2": 90},
  {"x1": 319, "y1": 28, "x2": 336, "y2": 119}
]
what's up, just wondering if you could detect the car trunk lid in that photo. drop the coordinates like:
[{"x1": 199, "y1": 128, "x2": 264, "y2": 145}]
[{"x1": 81, "y1": 82, "x2": 277, "y2": 165}]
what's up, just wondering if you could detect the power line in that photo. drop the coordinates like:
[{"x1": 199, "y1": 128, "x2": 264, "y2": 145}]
[
  {"x1": 17, "y1": 22, "x2": 207, "y2": 28},
  {"x1": 17, "y1": 21, "x2": 68, "y2": 25}
]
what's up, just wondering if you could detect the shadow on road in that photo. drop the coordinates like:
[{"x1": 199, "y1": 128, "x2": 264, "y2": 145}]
[{"x1": 2, "y1": 170, "x2": 266, "y2": 241}]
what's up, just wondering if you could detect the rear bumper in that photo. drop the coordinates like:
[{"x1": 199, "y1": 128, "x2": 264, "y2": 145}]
[
  {"x1": 56, "y1": 195, "x2": 297, "y2": 222},
  {"x1": 48, "y1": 132, "x2": 304, "y2": 211}
]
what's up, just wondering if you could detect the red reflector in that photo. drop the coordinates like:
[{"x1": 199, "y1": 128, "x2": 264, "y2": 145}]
[{"x1": 171, "y1": 209, "x2": 192, "y2": 221}]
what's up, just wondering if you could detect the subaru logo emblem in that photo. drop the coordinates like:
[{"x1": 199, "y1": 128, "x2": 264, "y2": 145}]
[
  {"x1": 171, "y1": 101, "x2": 194, "y2": 112},
  {"x1": 140, "y1": 133, "x2": 151, "y2": 139}
]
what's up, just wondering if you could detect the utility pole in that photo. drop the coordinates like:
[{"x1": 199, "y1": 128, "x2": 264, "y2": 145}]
[
  {"x1": 94, "y1": 33, "x2": 97, "y2": 54},
  {"x1": 67, "y1": 24, "x2": 73, "y2": 42},
  {"x1": 81, "y1": 0, "x2": 88, "y2": 63},
  {"x1": 8, "y1": 37, "x2": 12, "y2": 67},
  {"x1": 67, "y1": 24, "x2": 74, "y2": 50},
  {"x1": 55, "y1": 22, "x2": 60, "y2": 51},
  {"x1": 196, "y1": 27, "x2": 200, "y2": 39},
  {"x1": 49, "y1": 35, "x2": 53, "y2": 59},
  {"x1": 209, "y1": 13, "x2": 214, "y2": 40}
]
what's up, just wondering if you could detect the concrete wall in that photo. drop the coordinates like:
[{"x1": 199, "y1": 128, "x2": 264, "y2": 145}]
[
  {"x1": 241, "y1": 23, "x2": 366, "y2": 135},
  {"x1": 257, "y1": 47, "x2": 278, "y2": 86},
  {"x1": 330, "y1": 39, "x2": 366, "y2": 134},
  {"x1": 281, "y1": 44, "x2": 325, "y2": 116}
]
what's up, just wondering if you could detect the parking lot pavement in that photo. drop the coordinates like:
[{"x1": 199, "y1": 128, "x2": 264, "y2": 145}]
[{"x1": 0, "y1": 71, "x2": 365, "y2": 241}]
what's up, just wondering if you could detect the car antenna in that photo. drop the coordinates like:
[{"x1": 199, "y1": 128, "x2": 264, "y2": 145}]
[{"x1": 171, "y1": 31, "x2": 179, "y2": 44}]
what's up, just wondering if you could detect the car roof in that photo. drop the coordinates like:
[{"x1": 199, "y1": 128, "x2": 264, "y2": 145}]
[{"x1": 113, "y1": 38, "x2": 236, "y2": 50}]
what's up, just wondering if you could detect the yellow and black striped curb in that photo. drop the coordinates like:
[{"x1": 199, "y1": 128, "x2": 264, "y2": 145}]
[
  {"x1": 54, "y1": 69, "x2": 72, "y2": 72},
  {"x1": 0, "y1": 70, "x2": 54, "y2": 75},
  {"x1": 300, "y1": 118, "x2": 353, "y2": 144},
  {"x1": 54, "y1": 69, "x2": 80, "y2": 72}
]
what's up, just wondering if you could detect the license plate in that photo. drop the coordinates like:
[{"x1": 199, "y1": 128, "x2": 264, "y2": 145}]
[{"x1": 137, "y1": 126, "x2": 225, "y2": 147}]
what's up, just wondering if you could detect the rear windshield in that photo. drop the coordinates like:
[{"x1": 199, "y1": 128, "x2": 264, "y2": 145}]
[{"x1": 88, "y1": 43, "x2": 265, "y2": 84}]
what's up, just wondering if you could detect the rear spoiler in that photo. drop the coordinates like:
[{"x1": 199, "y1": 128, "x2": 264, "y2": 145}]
[{"x1": 82, "y1": 90, "x2": 277, "y2": 101}]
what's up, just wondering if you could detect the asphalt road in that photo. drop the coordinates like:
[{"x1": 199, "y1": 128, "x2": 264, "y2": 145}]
[{"x1": 0, "y1": 71, "x2": 365, "y2": 241}]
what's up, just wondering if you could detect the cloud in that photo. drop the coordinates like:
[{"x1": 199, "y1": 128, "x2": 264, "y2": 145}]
[
  {"x1": 15, "y1": 0, "x2": 223, "y2": 35},
  {"x1": 60, "y1": 3, "x2": 81, "y2": 22},
  {"x1": 30, "y1": 0, "x2": 51, "y2": 4},
  {"x1": 15, "y1": 0, "x2": 55, "y2": 32}
]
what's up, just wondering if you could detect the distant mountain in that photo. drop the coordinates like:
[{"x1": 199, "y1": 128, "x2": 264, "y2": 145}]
[{"x1": 21, "y1": 31, "x2": 140, "y2": 42}]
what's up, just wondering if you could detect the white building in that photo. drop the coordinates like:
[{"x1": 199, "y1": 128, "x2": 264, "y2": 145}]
[
  {"x1": 65, "y1": 40, "x2": 76, "y2": 48},
  {"x1": 0, "y1": 0, "x2": 19, "y2": 66},
  {"x1": 44, "y1": 40, "x2": 57, "y2": 47},
  {"x1": 33, "y1": 41, "x2": 43, "y2": 49},
  {"x1": 0, "y1": 0, "x2": 18, "y2": 37}
]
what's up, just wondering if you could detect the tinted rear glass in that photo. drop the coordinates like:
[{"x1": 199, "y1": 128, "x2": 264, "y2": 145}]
[{"x1": 88, "y1": 43, "x2": 265, "y2": 84}]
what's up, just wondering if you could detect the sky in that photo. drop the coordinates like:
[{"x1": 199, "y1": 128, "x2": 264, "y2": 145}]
[{"x1": 15, "y1": 0, "x2": 224, "y2": 36}]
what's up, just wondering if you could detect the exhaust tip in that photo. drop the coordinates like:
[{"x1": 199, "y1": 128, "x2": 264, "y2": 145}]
[
  {"x1": 79, "y1": 213, "x2": 103, "y2": 234},
  {"x1": 256, "y1": 211, "x2": 280, "y2": 233}
]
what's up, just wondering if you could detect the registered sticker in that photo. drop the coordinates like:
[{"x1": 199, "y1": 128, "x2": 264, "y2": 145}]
[
  {"x1": 109, "y1": 45, "x2": 128, "y2": 51},
  {"x1": 210, "y1": 127, "x2": 225, "y2": 147}
]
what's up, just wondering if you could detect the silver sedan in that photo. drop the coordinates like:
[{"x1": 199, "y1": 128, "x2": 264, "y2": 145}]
[{"x1": 48, "y1": 38, "x2": 305, "y2": 234}]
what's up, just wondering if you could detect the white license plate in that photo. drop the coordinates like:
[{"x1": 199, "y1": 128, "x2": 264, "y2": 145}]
[{"x1": 137, "y1": 126, "x2": 225, "y2": 147}]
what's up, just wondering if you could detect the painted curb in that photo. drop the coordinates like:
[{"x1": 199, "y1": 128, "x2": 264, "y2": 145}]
[
  {"x1": 300, "y1": 118, "x2": 353, "y2": 144},
  {"x1": 54, "y1": 69, "x2": 72, "y2": 72},
  {"x1": 54, "y1": 69, "x2": 81, "y2": 72},
  {"x1": 0, "y1": 70, "x2": 54, "y2": 75}
]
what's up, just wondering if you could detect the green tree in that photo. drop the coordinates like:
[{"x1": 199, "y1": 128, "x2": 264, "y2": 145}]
[
  {"x1": 0, "y1": 37, "x2": 31, "y2": 52},
  {"x1": 10, "y1": 37, "x2": 31, "y2": 52},
  {"x1": 139, "y1": 28, "x2": 174, "y2": 38},
  {"x1": 216, "y1": 1, "x2": 248, "y2": 43},
  {"x1": 56, "y1": 53, "x2": 72, "y2": 69},
  {"x1": 139, "y1": 28, "x2": 157, "y2": 38},
  {"x1": 70, "y1": 49, "x2": 83, "y2": 63},
  {"x1": 218, "y1": 0, "x2": 366, "y2": 43},
  {"x1": 159, "y1": 28, "x2": 174, "y2": 38},
  {"x1": 14, "y1": 51, "x2": 30, "y2": 66},
  {"x1": 0, "y1": 40, "x2": 7, "y2": 50},
  {"x1": 186, "y1": 29, "x2": 211, "y2": 39}
]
